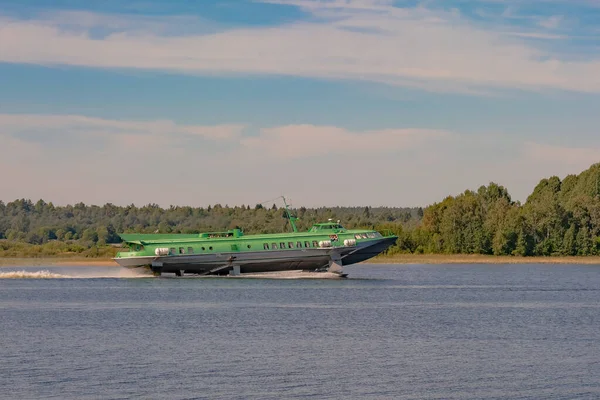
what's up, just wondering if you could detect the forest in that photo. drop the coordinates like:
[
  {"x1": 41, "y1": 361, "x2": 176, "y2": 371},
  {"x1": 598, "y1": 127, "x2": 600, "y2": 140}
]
[{"x1": 1, "y1": 162, "x2": 600, "y2": 258}]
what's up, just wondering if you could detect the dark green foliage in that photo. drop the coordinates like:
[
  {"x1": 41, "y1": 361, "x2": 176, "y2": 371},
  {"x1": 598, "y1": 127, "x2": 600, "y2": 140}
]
[{"x1": 382, "y1": 162, "x2": 600, "y2": 256}]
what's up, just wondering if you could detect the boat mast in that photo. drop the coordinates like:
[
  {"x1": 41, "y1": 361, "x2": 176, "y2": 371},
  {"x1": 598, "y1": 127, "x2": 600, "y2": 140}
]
[{"x1": 282, "y1": 196, "x2": 299, "y2": 233}]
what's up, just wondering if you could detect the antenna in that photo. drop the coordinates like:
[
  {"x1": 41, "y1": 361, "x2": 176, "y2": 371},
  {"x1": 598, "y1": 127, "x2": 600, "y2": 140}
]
[{"x1": 282, "y1": 196, "x2": 299, "y2": 233}]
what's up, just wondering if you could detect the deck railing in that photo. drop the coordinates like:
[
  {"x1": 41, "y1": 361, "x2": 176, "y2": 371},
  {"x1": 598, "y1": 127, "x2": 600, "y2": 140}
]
[{"x1": 380, "y1": 229, "x2": 396, "y2": 237}]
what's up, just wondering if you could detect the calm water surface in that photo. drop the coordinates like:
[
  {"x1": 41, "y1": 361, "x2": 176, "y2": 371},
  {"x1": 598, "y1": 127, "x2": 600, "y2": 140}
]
[{"x1": 1, "y1": 263, "x2": 600, "y2": 399}]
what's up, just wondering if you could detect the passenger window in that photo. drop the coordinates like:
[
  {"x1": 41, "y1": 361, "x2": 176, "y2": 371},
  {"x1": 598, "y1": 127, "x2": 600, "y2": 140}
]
[
  {"x1": 264, "y1": 243, "x2": 269, "y2": 250},
  {"x1": 187, "y1": 247, "x2": 194, "y2": 254},
  {"x1": 170, "y1": 247, "x2": 176, "y2": 254},
  {"x1": 296, "y1": 241, "x2": 302, "y2": 248},
  {"x1": 355, "y1": 234, "x2": 361, "y2": 239},
  {"x1": 288, "y1": 242, "x2": 294, "y2": 249},
  {"x1": 304, "y1": 241, "x2": 310, "y2": 248},
  {"x1": 280, "y1": 242, "x2": 286, "y2": 249},
  {"x1": 312, "y1": 240, "x2": 318, "y2": 247},
  {"x1": 272, "y1": 243, "x2": 278, "y2": 249},
  {"x1": 179, "y1": 247, "x2": 184, "y2": 254}
]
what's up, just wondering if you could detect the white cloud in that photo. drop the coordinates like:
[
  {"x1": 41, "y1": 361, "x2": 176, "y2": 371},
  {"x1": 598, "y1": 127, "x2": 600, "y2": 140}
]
[
  {"x1": 0, "y1": 114, "x2": 246, "y2": 206},
  {"x1": 1, "y1": 113, "x2": 598, "y2": 207},
  {"x1": 537, "y1": 15, "x2": 563, "y2": 29},
  {"x1": 241, "y1": 124, "x2": 449, "y2": 159},
  {"x1": 0, "y1": 113, "x2": 454, "y2": 206},
  {"x1": 0, "y1": 114, "x2": 245, "y2": 147},
  {"x1": 523, "y1": 141, "x2": 600, "y2": 169},
  {"x1": 503, "y1": 31, "x2": 567, "y2": 40},
  {"x1": 0, "y1": 2, "x2": 599, "y2": 93},
  {"x1": 34, "y1": 10, "x2": 215, "y2": 34}
]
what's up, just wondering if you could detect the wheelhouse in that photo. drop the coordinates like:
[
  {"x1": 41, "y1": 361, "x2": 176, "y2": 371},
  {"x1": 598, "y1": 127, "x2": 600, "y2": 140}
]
[
  {"x1": 199, "y1": 228, "x2": 244, "y2": 238},
  {"x1": 309, "y1": 223, "x2": 346, "y2": 233}
]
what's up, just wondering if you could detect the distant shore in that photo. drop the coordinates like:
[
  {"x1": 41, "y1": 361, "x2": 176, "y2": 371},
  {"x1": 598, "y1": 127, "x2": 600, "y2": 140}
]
[
  {"x1": 371, "y1": 254, "x2": 600, "y2": 265},
  {"x1": 0, "y1": 257, "x2": 119, "y2": 267},
  {"x1": 1, "y1": 254, "x2": 600, "y2": 267}
]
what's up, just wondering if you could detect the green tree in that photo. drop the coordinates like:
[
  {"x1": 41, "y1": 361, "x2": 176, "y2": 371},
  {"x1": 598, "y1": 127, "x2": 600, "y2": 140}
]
[{"x1": 562, "y1": 224, "x2": 577, "y2": 256}]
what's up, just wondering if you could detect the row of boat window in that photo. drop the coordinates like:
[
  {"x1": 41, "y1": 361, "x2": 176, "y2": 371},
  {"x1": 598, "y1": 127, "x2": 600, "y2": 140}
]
[
  {"x1": 165, "y1": 246, "x2": 246, "y2": 254},
  {"x1": 170, "y1": 247, "x2": 200, "y2": 254},
  {"x1": 264, "y1": 241, "x2": 319, "y2": 250},
  {"x1": 356, "y1": 232, "x2": 380, "y2": 239},
  {"x1": 163, "y1": 241, "x2": 317, "y2": 254}
]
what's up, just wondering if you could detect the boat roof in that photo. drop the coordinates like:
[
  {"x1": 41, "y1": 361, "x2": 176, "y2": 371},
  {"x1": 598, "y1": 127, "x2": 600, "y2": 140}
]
[{"x1": 118, "y1": 221, "x2": 366, "y2": 245}]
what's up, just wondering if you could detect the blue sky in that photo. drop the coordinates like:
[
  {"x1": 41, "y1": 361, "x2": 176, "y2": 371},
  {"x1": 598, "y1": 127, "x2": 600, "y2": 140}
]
[{"x1": 1, "y1": 0, "x2": 599, "y2": 208}]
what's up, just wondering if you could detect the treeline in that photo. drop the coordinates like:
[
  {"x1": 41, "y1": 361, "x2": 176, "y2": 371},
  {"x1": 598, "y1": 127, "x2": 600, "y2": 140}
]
[
  {"x1": 388, "y1": 162, "x2": 600, "y2": 256},
  {"x1": 0, "y1": 199, "x2": 420, "y2": 257},
  {"x1": 2, "y1": 162, "x2": 600, "y2": 258}
]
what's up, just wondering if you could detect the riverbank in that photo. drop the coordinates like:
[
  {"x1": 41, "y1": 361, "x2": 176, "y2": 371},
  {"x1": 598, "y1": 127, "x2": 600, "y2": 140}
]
[
  {"x1": 372, "y1": 254, "x2": 600, "y2": 264},
  {"x1": 2, "y1": 254, "x2": 600, "y2": 267},
  {"x1": 0, "y1": 257, "x2": 118, "y2": 267}
]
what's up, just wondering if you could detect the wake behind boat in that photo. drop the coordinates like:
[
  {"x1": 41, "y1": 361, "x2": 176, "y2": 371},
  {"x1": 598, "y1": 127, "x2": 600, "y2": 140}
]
[{"x1": 114, "y1": 198, "x2": 397, "y2": 277}]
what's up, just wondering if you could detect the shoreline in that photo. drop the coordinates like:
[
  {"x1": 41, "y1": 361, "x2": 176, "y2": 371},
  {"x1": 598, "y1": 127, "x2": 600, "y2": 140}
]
[
  {"x1": 0, "y1": 258, "x2": 119, "y2": 267},
  {"x1": 1, "y1": 254, "x2": 600, "y2": 267},
  {"x1": 370, "y1": 254, "x2": 600, "y2": 265}
]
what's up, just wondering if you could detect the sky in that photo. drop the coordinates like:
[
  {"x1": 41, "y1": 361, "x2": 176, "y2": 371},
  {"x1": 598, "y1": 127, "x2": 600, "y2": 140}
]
[{"x1": 0, "y1": 0, "x2": 599, "y2": 208}]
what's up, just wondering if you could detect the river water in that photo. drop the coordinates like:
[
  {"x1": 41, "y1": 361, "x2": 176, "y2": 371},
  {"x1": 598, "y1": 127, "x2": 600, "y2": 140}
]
[{"x1": 1, "y1": 263, "x2": 599, "y2": 399}]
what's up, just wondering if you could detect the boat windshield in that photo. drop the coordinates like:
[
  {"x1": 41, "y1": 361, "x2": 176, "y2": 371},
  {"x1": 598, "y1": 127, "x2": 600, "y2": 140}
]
[{"x1": 309, "y1": 224, "x2": 344, "y2": 232}]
